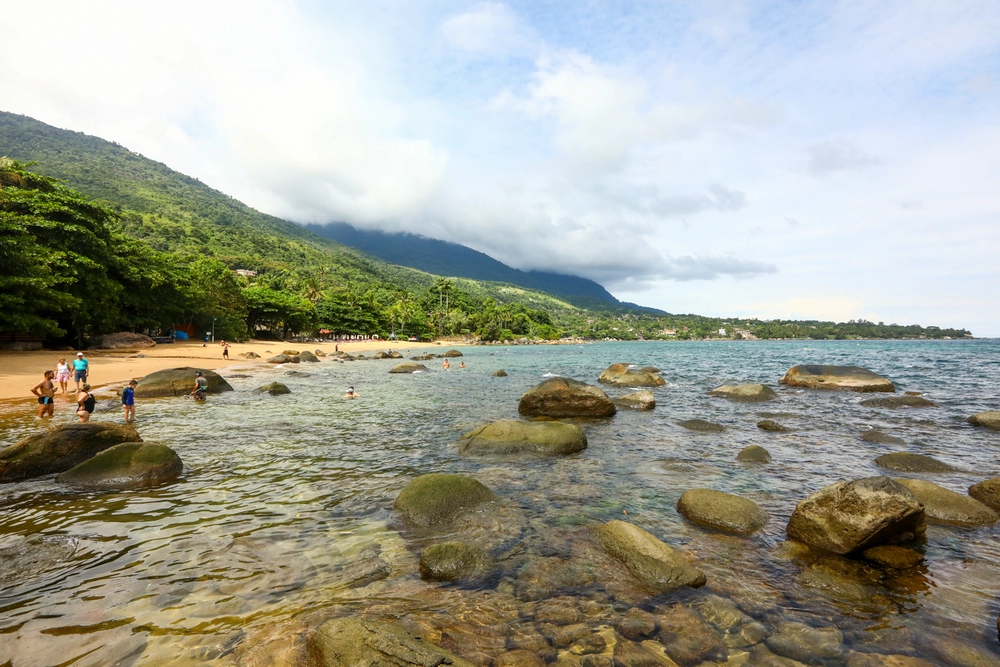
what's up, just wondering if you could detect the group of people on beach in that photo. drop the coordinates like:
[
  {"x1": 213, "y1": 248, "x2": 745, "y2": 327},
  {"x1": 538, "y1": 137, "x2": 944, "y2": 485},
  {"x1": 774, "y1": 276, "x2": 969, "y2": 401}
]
[{"x1": 30, "y1": 351, "x2": 138, "y2": 423}]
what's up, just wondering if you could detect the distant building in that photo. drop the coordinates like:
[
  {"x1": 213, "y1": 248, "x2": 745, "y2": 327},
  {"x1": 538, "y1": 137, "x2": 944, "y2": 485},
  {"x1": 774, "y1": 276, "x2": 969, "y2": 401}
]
[
  {"x1": 718, "y1": 328, "x2": 727, "y2": 336},
  {"x1": 663, "y1": 329, "x2": 676, "y2": 337},
  {"x1": 234, "y1": 269, "x2": 257, "y2": 278}
]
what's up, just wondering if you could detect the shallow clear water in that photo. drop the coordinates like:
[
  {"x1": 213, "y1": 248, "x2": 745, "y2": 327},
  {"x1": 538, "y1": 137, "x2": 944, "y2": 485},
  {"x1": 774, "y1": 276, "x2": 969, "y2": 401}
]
[{"x1": 1, "y1": 340, "x2": 999, "y2": 665}]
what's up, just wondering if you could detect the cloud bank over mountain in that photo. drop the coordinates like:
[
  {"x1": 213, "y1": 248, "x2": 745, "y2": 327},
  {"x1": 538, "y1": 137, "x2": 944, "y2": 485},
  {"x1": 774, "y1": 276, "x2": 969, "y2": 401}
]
[{"x1": 1, "y1": 1, "x2": 998, "y2": 333}]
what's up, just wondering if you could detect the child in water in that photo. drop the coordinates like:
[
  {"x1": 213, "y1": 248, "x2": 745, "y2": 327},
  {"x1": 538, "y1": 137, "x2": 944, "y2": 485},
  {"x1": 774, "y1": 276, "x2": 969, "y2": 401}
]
[
  {"x1": 344, "y1": 386, "x2": 359, "y2": 399},
  {"x1": 122, "y1": 379, "x2": 137, "y2": 422}
]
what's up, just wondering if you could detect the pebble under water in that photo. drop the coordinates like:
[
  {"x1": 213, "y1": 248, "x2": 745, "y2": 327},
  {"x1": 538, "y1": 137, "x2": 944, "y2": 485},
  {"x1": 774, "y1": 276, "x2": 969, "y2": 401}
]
[{"x1": 1, "y1": 340, "x2": 999, "y2": 666}]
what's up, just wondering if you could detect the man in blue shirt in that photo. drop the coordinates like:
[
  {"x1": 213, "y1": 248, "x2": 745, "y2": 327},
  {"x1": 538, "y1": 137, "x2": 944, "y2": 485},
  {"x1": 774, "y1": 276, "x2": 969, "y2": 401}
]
[{"x1": 72, "y1": 352, "x2": 89, "y2": 391}]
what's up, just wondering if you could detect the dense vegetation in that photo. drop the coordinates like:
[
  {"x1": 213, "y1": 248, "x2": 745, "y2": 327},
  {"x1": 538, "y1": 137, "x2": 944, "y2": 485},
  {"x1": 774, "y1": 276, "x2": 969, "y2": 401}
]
[{"x1": 0, "y1": 111, "x2": 972, "y2": 343}]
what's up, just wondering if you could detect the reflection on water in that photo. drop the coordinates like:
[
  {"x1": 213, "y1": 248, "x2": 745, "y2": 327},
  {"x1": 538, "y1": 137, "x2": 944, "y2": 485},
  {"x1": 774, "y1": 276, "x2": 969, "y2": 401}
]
[{"x1": 1, "y1": 340, "x2": 999, "y2": 664}]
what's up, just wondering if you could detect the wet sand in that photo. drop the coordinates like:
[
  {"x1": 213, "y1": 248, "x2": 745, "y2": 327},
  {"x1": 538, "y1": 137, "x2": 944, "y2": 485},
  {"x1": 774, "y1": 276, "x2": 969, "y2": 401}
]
[{"x1": 0, "y1": 339, "x2": 450, "y2": 402}]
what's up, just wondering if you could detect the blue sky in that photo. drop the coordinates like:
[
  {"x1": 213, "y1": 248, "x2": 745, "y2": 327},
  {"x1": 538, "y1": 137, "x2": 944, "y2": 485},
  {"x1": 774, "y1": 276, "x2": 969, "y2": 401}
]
[{"x1": 2, "y1": 1, "x2": 999, "y2": 334}]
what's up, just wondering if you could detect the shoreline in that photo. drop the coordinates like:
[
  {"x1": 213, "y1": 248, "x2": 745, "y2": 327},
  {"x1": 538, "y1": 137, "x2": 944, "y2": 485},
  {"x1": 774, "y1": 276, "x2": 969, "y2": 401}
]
[{"x1": 0, "y1": 339, "x2": 450, "y2": 404}]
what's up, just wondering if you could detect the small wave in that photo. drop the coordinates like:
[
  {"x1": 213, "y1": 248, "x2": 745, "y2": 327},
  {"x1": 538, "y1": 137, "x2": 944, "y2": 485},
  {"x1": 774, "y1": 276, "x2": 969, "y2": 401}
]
[{"x1": 542, "y1": 372, "x2": 563, "y2": 378}]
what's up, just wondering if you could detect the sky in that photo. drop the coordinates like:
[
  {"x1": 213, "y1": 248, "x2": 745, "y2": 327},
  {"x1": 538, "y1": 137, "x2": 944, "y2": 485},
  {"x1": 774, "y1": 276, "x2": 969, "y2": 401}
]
[{"x1": 2, "y1": 1, "x2": 999, "y2": 335}]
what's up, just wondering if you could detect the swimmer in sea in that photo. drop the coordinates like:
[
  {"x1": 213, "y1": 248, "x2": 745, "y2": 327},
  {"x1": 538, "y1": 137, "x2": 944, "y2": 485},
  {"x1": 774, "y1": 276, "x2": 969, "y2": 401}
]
[
  {"x1": 459, "y1": 361, "x2": 466, "y2": 368},
  {"x1": 344, "y1": 386, "x2": 359, "y2": 399},
  {"x1": 442, "y1": 359, "x2": 451, "y2": 370}
]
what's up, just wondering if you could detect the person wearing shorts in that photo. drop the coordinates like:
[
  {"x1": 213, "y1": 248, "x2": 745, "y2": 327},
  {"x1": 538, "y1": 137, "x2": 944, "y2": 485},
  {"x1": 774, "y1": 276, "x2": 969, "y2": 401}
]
[
  {"x1": 122, "y1": 379, "x2": 137, "y2": 422},
  {"x1": 190, "y1": 372, "x2": 209, "y2": 401},
  {"x1": 56, "y1": 357, "x2": 70, "y2": 394},
  {"x1": 72, "y1": 352, "x2": 89, "y2": 391},
  {"x1": 31, "y1": 370, "x2": 56, "y2": 418}
]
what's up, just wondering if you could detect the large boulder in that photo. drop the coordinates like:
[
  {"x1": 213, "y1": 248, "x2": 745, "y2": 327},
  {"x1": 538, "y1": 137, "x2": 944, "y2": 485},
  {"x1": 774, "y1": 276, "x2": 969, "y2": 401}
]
[
  {"x1": 589, "y1": 520, "x2": 706, "y2": 593},
  {"x1": 874, "y1": 453, "x2": 958, "y2": 473},
  {"x1": 0, "y1": 422, "x2": 142, "y2": 482},
  {"x1": 969, "y1": 477, "x2": 1000, "y2": 512},
  {"x1": 135, "y1": 367, "x2": 233, "y2": 397},
  {"x1": 419, "y1": 541, "x2": 494, "y2": 584},
  {"x1": 373, "y1": 351, "x2": 391, "y2": 359},
  {"x1": 518, "y1": 377, "x2": 616, "y2": 418},
  {"x1": 737, "y1": 445, "x2": 772, "y2": 463},
  {"x1": 457, "y1": 420, "x2": 587, "y2": 456},
  {"x1": 388, "y1": 351, "x2": 404, "y2": 359},
  {"x1": 708, "y1": 384, "x2": 777, "y2": 402},
  {"x1": 677, "y1": 489, "x2": 769, "y2": 535},
  {"x1": 598, "y1": 363, "x2": 666, "y2": 388},
  {"x1": 394, "y1": 473, "x2": 497, "y2": 528},
  {"x1": 859, "y1": 396, "x2": 937, "y2": 409},
  {"x1": 780, "y1": 365, "x2": 895, "y2": 393},
  {"x1": 786, "y1": 477, "x2": 926, "y2": 554},
  {"x1": 894, "y1": 479, "x2": 998, "y2": 526},
  {"x1": 613, "y1": 390, "x2": 656, "y2": 410},
  {"x1": 298, "y1": 350, "x2": 319, "y2": 362},
  {"x1": 968, "y1": 411, "x2": 1000, "y2": 429},
  {"x1": 255, "y1": 382, "x2": 291, "y2": 396},
  {"x1": 89, "y1": 332, "x2": 156, "y2": 349},
  {"x1": 308, "y1": 618, "x2": 475, "y2": 667},
  {"x1": 442, "y1": 349, "x2": 464, "y2": 357},
  {"x1": 56, "y1": 442, "x2": 182, "y2": 489},
  {"x1": 389, "y1": 362, "x2": 428, "y2": 374}
]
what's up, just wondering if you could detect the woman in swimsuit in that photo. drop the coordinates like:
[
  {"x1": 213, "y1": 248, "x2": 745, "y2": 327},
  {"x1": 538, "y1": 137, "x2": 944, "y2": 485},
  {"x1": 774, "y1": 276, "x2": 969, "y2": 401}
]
[
  {"x1": 56, "y1": 358, "x2": 70, "y2": 394},
  {"x1": 31, "y1": 370, "x2": 56, "y2": 418},
  {"x1": 77, "y1": 383, "x2": 95, "y2": 422}
]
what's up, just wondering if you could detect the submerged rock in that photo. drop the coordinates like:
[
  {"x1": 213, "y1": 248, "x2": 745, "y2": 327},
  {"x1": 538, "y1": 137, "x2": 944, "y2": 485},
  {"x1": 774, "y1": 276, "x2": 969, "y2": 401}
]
[
  {"x1": 598, "y1": 363, "x2": 666, "y2": 388},
  {"x1": 255, "y1": 382, "x2": 291, "y2": 396},
  {"x1": 613, "y1": 390, "x2": 656, "y2": 410},
  {"x1": 410, "y1": 354, "x2": 435, "y2": 361},
  {"x1": 615, "y1": 608, "x2": 658, "y2": 640},
  {"x1": 968, "y1": 411, "x2": 1000, "y2": 429},
  {"x1": 613, "y1": 638, "x2": 668, "y2": 667},
  {"x1": 56, "y1": 442, "x2": 182, "y2": 489},
  {"x1": 860, "y1": 395, "x2": 938, "y2": 409},
  {"x1": 677, "y1": 419, "x2": 724, "y2": 433},
  {"x1": 589, "y1": 519, "x2": 705, "y2": 593},
  {"x1": 492, "y1": 369, "x2": 508, "y2": 377},
  {"x1": 894, "y1": 478, "x2": 999, "y2": 526},
  {"x1": 689, "y1": 594, "x2": 768, "y2": 649},
  {"x1": 135, "y1": 367, "x2": 233, "y2": 397},
  {"x1": 874, "y1": 452, "x2": 958, "y2": 472},
  {"x1": 419, "y1": 541, "x2": 494, "y2": 584},
  {"x1": 737, "y1": 445, "x2": 772, "y2": 463},
  {"x1": 860, "y1": 430, "x2": 905, "y2": 445},
  {"x1": 862, "y1": 545, "x2": 924, "y2": 569},
  {"x1": 389, "y1": 362, "x2": 428, "y2": 374},
  {"x1": 457, "y1": 420, "x2": 587, "y2": 456},
  {"x1": 309, "y1": 618, "x2": 475, "y2": 667},
  {"x1": 749, "y1": 644, "x2": 811, "y2": 667},
  {"x1": 845, "y1": 652, "x2": 936, "y2": 667},
  {"x1": 298, "y1": 350, "x2": 319, "y2": 362},
  {"x1": 442, "y1": 349, "x2": 464, "y2": 357},
  {"x1": 757, "y1": 419, "x2": 789, "y2": 432},
  {"x1": 766, "y1": 621, "x2": 843, "y2": 663},
  {"x1": 0, "y1": 422, "x2": 142, "y2": 482},
  {"x1": 786, "y1": 476, "x2": 926, "y2": 554},
  {"x1": 969, "y1": 477, "x2": 1000, "y2": 512},
  {"x1": 394, "y1": 473, "x2": 497, "y2": 528},
  {"x1": 657, "y1": 605, "x2": 728, "y2": 666},
  {"x1": 677, "y1": 489, "x2": 769, "y2": 535},
  {"x1": 0, "y1": 535, "x2": 78, "y2": 584},
  {"x1": 518, "y1": 377, "x2": 616, "y2": 418},
  {"x1": 780, "y1": 365, "x2": 895, "y2": 393},
  {"x1": 708, "y1": 384, "x2": 777, "y2": 402}
]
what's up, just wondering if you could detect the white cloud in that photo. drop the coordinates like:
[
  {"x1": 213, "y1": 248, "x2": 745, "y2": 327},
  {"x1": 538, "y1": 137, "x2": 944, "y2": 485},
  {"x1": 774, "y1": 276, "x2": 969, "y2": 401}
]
[
  {"x1": 806, "y1": 140, "x2": 879, "y2": 175},
  {"x1": 439, "y1": 2, "x2": 535, "y2": 58}
]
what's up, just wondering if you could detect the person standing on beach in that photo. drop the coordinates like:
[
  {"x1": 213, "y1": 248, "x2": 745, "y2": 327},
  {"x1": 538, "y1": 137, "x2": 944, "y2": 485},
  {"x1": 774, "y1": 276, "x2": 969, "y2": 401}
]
[
  {"x1": 221, "y1": 340, "x2": 230, "y2": 359},
  {"x1": 31, "y1": 370, "x2": 56, "y2": 419},
  {"x1": 72, "y1": 352, "x2": 89, "y2": 391},
  {"x1": 76, "y1": 384, "x2": 95, "y2": 422},
  {"x1": 122, "y1": 379, "x2": 137, "y2": 423},
  {"x1": 56, "y1": 357, "x2": 70, "y2": 394}
]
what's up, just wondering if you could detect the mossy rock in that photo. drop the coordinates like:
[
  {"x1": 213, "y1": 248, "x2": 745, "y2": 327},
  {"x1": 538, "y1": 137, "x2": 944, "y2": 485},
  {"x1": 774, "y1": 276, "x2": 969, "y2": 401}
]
[
  {"x1": 56, "y1": 442, "x2": 182, "y2": 489},
  {"x1": 736, "y1": 445, "x2": 772, "y2": 463},
  {"x1": 0, "y1": 422, "x2": 142, "y2": 482},
  {"x1": 518, "y1": 377, "x2": 616, "y2": 418},
  {"x1": 388, "y1": 351, "x2": 404, "y2": 359},
  {"x1": 394, "y1": 473, "x2": 497, "y2": 528},
  {"x1": 590, "y1": 520, "x2": 705, "y2": 593},
  {"x1": 135, "y1": 367, "x2": 233, "y2": 397},
  {"x1": 708, "y1": 384, "x2": 777, "y2": 402},
  {"x1": 493, "y1": 369, "x2": 508, "y2": 377},
  {"x1": 389, "y1": 362, "x2": 428, "y2": 374},
  {"x1": 613, "y1": 390, "x2": 656, "y2": 411},
  {"x1": 298, "y1": 350, "x2": 319, "y2": 362},
  {"x1": 458, "y1": 420, "x2": 587, "y2": 456},
  {"x1": 598, "y1": 363, "x2": 666, "y2": 388},
  {"x1": 968, "y1": 411, "x2": 1000, "y2": 429},
  {"x1": 309, "y1": 618, "x2": 476, "y2": 667},
  {"x1": 860, "y1": 395, "x2": 938, "y2": 409},
  {"x1": 442, "y1": 350, "x2": 464, "y2": 357},
  {"x1": 255, "y1": 382, "x2": 291, "y2": 396},
  {"x1": 373, "y1": 351, "x2": 390, "y2": 359},
  {"x1": 419, "y1": 541, "x2": 494, "y2": 584},
  {"x1": 969, "y1": 477, "x2": 1000, "y2": 512},
  {"x1": 677, "y1": 488, "x2": 769, "y2": 535},
  {"x1": 780, "y1": 365, "x2": 895, "y2": 392},
  {"x1": 862, "y1": 545, "x2": 924, "y2": 569},
  {"x1": 874, "y1": 452, "x2": 958, "y2": 473},
  {"x1": 757, "y1": 419, "x2": 788, "y2": 432},
  {"x1": 677, "y1": 419, "x2": 724, "y2": 433},
  {"x1": 860, "y1": 430, "x2": 904, "y2": 445},
  {"x1": 895, "y1": 478, "x2": 998, "y2": 526}
]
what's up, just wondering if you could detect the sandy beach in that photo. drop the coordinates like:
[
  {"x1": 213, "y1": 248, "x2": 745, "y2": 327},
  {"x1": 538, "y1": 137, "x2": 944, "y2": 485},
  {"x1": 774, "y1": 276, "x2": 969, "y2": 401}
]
[{"x1": 0, "y1": 339, "x2": 448, "y2": 403}]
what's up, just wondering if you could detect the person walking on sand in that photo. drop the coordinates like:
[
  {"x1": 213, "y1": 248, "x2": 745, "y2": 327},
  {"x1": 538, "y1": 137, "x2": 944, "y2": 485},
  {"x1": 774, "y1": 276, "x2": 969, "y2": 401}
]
[
  {"x1": 72, "y1": 352, "x2": 89, "y2": 391},
  {"x1": 76, "y1": 384, "x2": 95, "y2": 422},
  {"x1": 190, "y1": 372, "x2": 209, "y2": 401},
  {"x1": 56, "y1": 357, "x2": 70, "y2": 394},
  {"x1": 31, "y1": 370, "x2": 56, "y2": 419},
  {"x1": 122, "y1": 379, "x2": 137, "y2": 423},
  {"x1": 221, "y1": 340, "x2": 230, "y2": 359}
]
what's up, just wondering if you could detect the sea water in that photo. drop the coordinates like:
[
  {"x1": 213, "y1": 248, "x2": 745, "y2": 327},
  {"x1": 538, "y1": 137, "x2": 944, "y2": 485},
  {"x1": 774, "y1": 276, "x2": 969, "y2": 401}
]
[{"x1": 1, "y1": 340, "x2": 999, "y2": 664}]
